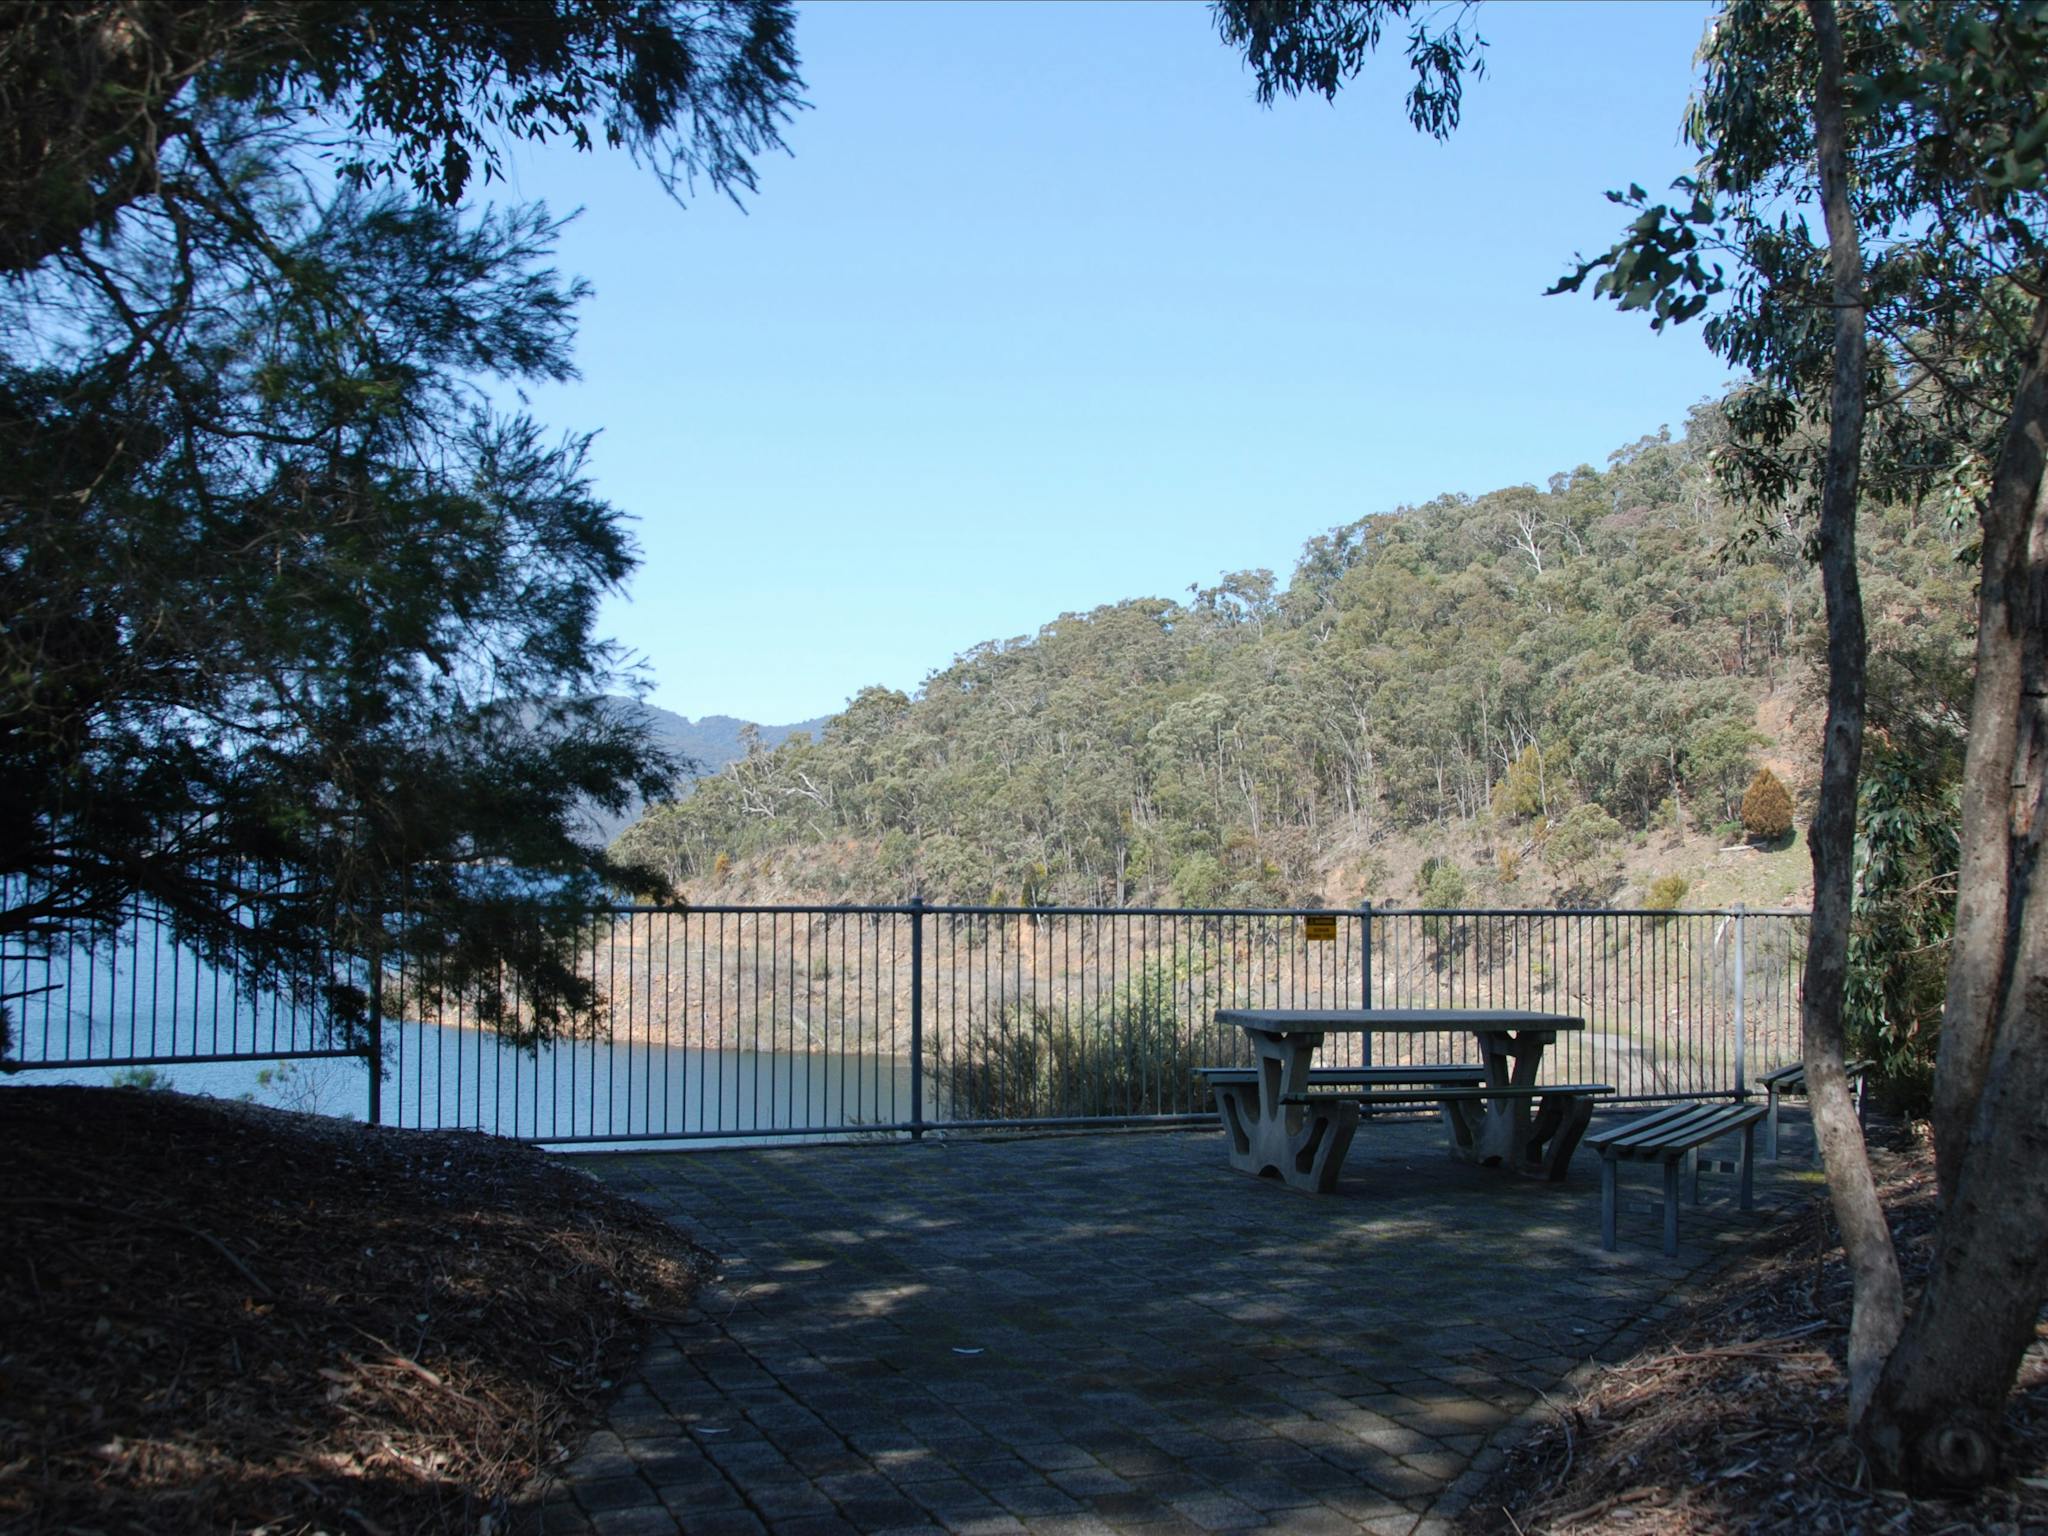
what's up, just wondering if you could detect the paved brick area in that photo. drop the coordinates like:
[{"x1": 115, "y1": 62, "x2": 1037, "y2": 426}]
[{"x1": 533, "y1": 1117, "x2": 1821, "y2": 1536}]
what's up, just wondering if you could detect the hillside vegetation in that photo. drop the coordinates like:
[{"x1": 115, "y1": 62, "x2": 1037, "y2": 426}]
[{"x1": 617, "y1": 401, "x2": 1972, "y2": 913}]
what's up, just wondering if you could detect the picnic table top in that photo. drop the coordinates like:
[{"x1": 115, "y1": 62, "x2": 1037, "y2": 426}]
[{"x1": 1215, "y1": 1007, "x2": 1586, "y2": 1033}]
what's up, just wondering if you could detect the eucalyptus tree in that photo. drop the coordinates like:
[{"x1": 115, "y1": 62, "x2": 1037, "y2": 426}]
[
  {"x1": 1212, "y1": 0, "x2": 2046, "y2": 1491},
  {"x1": 1549, "y1": 0, "x2": 2047, "y2": 1486}
]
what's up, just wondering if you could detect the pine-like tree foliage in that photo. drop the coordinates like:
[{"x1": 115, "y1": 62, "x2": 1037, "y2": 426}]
[
  {"x1": 1, "y1": 1, "x2": 805, "y2": 1051},
  {"x1": 1741, "y1": 767, "x2": 1796, "y2": 842},
  {"x1": 0, "y1": 128, "x2": 682, "y2": 1049}
]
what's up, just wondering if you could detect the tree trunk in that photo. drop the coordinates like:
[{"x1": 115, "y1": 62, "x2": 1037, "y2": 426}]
[
  {"x1": 1860, "y1": 289, "x2": 2048, "y2": 1492},
  {"x1": 1800, "y1": 0, "x2": 1904, "y2": 1425}
]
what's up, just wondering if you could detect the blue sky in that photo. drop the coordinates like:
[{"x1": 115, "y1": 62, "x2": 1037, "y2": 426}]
[{"x1": 495, "y1": 0, "x2": 1730, "y2": 725}]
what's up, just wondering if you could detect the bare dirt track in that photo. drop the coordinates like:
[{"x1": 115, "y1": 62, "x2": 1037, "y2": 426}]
[{"x1": 0, "y1": 1085, "x2": 710, "y2": 1534}]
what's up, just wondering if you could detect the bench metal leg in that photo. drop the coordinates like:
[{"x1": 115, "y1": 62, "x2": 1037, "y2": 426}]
[
  {"x1": 1739, "y1": 1120, "x2": 1756, "y2": 1211},
  {"x1": 1662, "y1": 1159, "x2": 1681, "y2": 1256},
  {"x1": 1766, "y1": 1085, "x2": 1781, "y2": 1160},
  {"x1": 1601, "y1": 1156, "x2": 1618, "y2": 1251}
]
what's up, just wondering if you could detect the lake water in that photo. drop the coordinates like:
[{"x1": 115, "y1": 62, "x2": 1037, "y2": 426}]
[
  {"x1": 5, "y1": 1018, "x2": 921, "y2": 1150},
  {"x1": 3, "y1": 923, "x2": 920, "y2": 1146}
]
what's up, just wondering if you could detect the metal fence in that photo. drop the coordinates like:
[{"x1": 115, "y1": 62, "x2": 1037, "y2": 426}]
[{"x1": 3, "y1": 900, "x2": 1808, "y2": 1146}]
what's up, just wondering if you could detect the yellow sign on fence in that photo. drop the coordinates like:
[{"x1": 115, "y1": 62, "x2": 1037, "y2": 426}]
[{"x1": 1303, "y1": 914, "x2": 1338, "y2": 942}]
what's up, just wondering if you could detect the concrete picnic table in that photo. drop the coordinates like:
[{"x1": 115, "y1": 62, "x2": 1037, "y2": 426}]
[{"x1": 1209, "y1": 1007, "x2": 1601, "y2": 1193}]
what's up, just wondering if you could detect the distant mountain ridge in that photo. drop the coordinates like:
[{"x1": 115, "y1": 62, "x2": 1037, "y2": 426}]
[
  {"x1": 627, "y1": 701, "x2": 831, "y2": 777},
  {"x1": 585, "y1": 699, "x2": 832, "y2": 845}
]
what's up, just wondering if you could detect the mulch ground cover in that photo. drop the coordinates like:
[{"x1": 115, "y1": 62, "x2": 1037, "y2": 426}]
[
  {"x1": 0, "y1": 1084, "x2": 711, "y2": 1535},
  {"x1": 1460, "y1": 1129, "x2": 2048, "y2": 1536}
]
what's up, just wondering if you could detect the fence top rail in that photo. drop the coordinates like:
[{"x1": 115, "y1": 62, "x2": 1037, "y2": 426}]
[{"x1": 585, "y1": 901, "x2": 1812, "y2": 921}]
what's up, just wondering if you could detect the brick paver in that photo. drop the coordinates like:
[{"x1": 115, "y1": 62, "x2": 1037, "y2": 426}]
[{"x1": 530, "y1": 1116, "x2": 1821, "y2": 1534}]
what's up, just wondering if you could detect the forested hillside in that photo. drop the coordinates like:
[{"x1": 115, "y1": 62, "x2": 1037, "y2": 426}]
[{"x1": 616, "y1": 400, "x2": 1972, "y2": 910}]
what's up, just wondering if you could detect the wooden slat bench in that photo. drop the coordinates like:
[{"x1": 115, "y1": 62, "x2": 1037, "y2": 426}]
[
  {"x1": 1757, "y1": 1059, "x2": 1874, "y2": 1159},
  {"x1": 1586, "y1": 1101, "x2": 1767, "y2": 1255},
  {"x1": 1280, "y1": 1082, "x2": 1614, "y2": 1180}
]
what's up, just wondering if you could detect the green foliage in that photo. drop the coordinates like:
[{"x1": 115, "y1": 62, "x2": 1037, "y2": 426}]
[
  {"x1": 109, "y1": 1067, "x2": 171, "y2": 1092},
  {"x1": 1417, "y1": 859, "x2": 1468, "y2": 908},
  {"x1": 1554, "y1": 1, "x2": 2046, "y2": 559},
  {"x1": 1542, "y1": 803, "x2": 1623, "y2": 883},
  {"x1": 1417, "y1": 858, "x2": 1470, "y2": 944},
  {"x1": 1645, "y1": 874, "x2": 1689, "y2": 913},
  {"x1": 0, "y1": 1, "x2": 802, "y2": 272},
  {"x1": 0, "y1": 130, "x2": 681, "y2": 1049},
  {"x1": 1170, "y1": 853, "x2": 1227, "y2": 909},
  {"x1": 1, "y1": 1, "x2": 809, "y2": 1050},
  {"x1": 1211, "y1": 0, "x2": 1487, "y2": 140},
  {"x1": 1493, "y1": 744, "x2": 1552, "y2": 820},
  {"x1": 1846, "y1": 745, "x2": 1960, "y2": 1114},
  {"x1": 1683, "y1": 721, "x2": 1766, "y2": 824},
  {"x1": 1741, "y1": 768, "x2": 1796, "y2": 842},
  {"x1": 927, "y1": 964, "x2": 1203, "y2": 1120}
]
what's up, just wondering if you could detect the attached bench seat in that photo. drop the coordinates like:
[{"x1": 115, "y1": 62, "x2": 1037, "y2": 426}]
[
  {"x1": 1197, "y1": 1064, "x2": 1502, "y2": 1192},
  {"x1": 1280, "y1": 1081, "x2": 1614, "y2": 1181},
  {"x1": 1757, "y1": 1058, "x2": 1874, "y2": 1159},
  {"x1": 1277, "y1": 1082, "x2": 1612, "y2": 1107},
  {"x1": 1586, "y1": 1101, "x2": 1767, "y2": 1255},
  {"x1": 1197, "y1": 1064, "x2": 1487, "y2": 1088}
]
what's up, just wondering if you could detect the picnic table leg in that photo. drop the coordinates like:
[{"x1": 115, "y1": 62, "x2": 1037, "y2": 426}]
[
  {"x1": 1440, "y1": 1096, "x2": 1482, "y2": 1158},
  {"x1": 1766, "y1": 1083, "x2": 1782, "y2": 1161},
  {"x1": 1688, "y1": 1145, "x2": 1702, "y2": 1204},
  {"x1": 1739, "y1": 1118, "x2": 1756, "y2": 1211},
  {"x1": 1530, "y1": 1092, "x2": 1594, "y2": 1181},
  {"x1": 1460, "y1": 1029, "x2": 1563, "y2": 1174},
  {"x1": 1216, "y1": 1030, "x2": 1358, "y2": 1193},
  {"x1": 1662, "y1": 1159, "x2": 1681, "y2": 1256}
]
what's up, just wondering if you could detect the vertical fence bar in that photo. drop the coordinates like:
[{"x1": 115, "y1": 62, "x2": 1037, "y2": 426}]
[
  {"x1": 1732, "y1": 902, "x2": 1748, "y2": 1096},
  {"x1": 365, "y1": 932, "x2": 383, "y2": 1127},
  {"x1": 1358, "y1": 899, "x2": 1374, "y2": 1066},
  {"x1": 909, "y1": 896, "x2": 925, "y2": 1139}
]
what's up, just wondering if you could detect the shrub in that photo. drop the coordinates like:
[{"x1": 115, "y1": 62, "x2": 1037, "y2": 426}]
[
  {"x1": 1741, "y1": 767, "x2": 1795, "y2": 841},
  {"x1": 1418, "y1": 861, "x2": 1470, "y2": 946},
  {"x1": 1170, "y1": 852, "x2": 1226, "y2": 908},
  {"x1": 1645, "y1": 874, "x2": 1689, "y2": 913},
  {"x1": 1493, "y1": 744, "x2": 1551, "y2": 820},
  {"x1": 1543, "y1": 803, "x2": 1623, "y2": 880},
  {"x1": 928, "y1": 969, "x2": 1204, "y2": 1121}
]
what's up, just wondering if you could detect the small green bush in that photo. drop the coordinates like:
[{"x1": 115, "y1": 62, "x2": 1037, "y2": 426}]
[
  {"x1": 1645, "y1": 874, "x2": 1689, "y2": 914},
  {"x1": 1170, "y1": 852, "x2": 1226, "y2": 908}
]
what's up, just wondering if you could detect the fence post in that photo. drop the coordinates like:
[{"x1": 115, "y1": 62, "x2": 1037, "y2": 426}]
[
  {"x1": 1731, "y1": 902, "x2": 1747, "y2": 1098},
  {"x1": 908, "y1": 895, "x2": 925, "y2": 1140},
  {"x1": 1358, "y1": 899, "x2": 1374, "y2": 1066}
]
